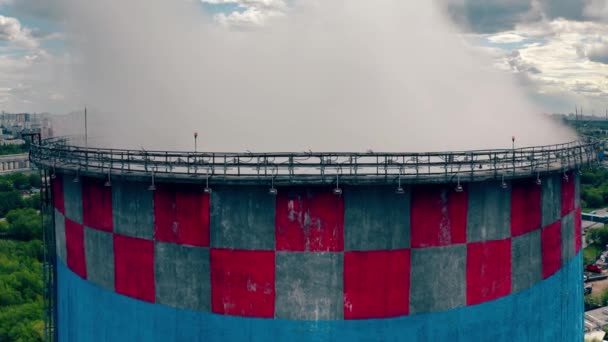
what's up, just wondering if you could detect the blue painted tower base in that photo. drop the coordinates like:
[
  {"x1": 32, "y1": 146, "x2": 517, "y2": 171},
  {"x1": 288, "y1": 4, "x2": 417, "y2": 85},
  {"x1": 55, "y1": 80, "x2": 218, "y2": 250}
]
[{"x1": 57, "y1": 253, "x2": 583, "y2": 341}]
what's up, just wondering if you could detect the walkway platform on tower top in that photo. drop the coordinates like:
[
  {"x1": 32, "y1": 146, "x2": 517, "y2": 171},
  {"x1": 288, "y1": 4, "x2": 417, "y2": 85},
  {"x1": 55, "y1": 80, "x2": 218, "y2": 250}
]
[{"x1": 29, "y1": 136, "x2": 599, "y2": 185}]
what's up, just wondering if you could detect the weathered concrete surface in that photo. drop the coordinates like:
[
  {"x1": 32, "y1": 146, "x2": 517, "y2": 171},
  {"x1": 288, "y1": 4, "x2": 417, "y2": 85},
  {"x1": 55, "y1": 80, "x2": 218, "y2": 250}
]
[
  {"x1": 411, "y1": 185, "x2": 467, "y2": 247},
  {"x1": 84, "y1": 227, "x2": 114, "y2": 291},
  {"x1": 155, "y1": 242, "x2": 210, "y2": 311},
  {"x1": 64, "y1": 218, "x2": 86, "y2": 278},
  {"x1": 344, "y1": 250, "x2": 409, "y2": 319},
  {"x1": 575, "y1": 173, "x2": 581, "y2": 208},
  {"x1": 210, "y1": 249, "x2": 275, "y2": 317},
  {"x1": 210, "y1": 186, "x2": 275, "y2": 250},
  {"x1": 561, "y1": 212, "x2": 575, "y2": 266},
  {"x1": 511, "y1": 229, "x2": 542, "y2": 293},
  {"x1": 561, "y1": 172, "x2": 575, "y2": 216},
  {"x1": 82, "y1": 177, "x2": 113, "y2": 232},
  {"x1": 275, "y1": 252, "x2": 343, "y2": 320},
  {"x1": 52, "y1": 175, "x2": 64, "y2": 214},
  {"x1": 466, "y1": 240, "x2": 511, "y2": 305},
  {"x1": 63, "y1": 177, "x2": 83, "y2": 224},
  {"x1": 467, "y1": 182, "x2": 510, "y2": 242},
  {"x1": 511, "y1": 180, "x2": 541, "y2": 237},
  {"x1": 55, "y1": 209, "x2": 67, "y2": 263},
  {"x1": 344, "y1": 186, "x2": 409, "y2": 251},
  {"x1": 113, "y1": 235, "x2": 155, "y2": 302},
  {"x1": 112, "y1": 180, "x2": 154, "y2": 239},
  {"x1": 410, "y1": 245, "x2": 466, "y2": 313},
  {"x1": 275, "y1": 188, "x2": 344, "y2": 252},
  {"x1": 576, "y1": 207, "x2": 582, "y2": 253},
  {"x1": 154, "y1": 185, "x2": 210, "y2": 247},
  {"x1": 541, "y1": 174, "x2": 561, "y2": 227},
  {"x1": 57, "y1": 253, "x2": 584, "y2": 341},
  {"x1": 542, "y1": 221, "x2": 562, "y2": 279}
]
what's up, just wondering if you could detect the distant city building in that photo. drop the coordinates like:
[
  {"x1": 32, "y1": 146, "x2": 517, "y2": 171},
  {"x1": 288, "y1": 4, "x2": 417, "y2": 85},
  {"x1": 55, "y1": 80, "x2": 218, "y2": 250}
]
[{"x1": 0, "y1": 111, "x2": 53, "y2": 139}]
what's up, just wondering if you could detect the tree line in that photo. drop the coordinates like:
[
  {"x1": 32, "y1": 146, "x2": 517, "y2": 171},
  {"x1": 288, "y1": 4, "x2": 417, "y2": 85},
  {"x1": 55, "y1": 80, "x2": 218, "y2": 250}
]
[
  {"x1": 0, "y1": 172, "x2": 44, "y2": 341},
  {"x1": 581, "y1": 168, "x2": 608, "y2": 210}
]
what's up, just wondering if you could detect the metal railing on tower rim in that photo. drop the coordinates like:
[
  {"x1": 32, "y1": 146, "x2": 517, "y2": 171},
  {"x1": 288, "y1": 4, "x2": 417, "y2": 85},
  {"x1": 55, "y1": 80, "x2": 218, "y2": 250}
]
[{"x1": 29, "y1": 136, "x2": 600, "y2": 186}]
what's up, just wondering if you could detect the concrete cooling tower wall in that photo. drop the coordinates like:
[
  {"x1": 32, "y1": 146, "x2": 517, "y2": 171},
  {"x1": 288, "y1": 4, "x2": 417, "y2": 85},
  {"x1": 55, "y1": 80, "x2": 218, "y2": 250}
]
[{"x1": 50, "y1": 170, "x2": 583, "y2": 341}]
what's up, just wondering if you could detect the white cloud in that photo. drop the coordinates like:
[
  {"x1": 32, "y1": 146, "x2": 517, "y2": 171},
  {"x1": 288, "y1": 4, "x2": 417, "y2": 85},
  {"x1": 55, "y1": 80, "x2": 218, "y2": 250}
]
[
  {"x1": 510, "y1": 19, "x2": 608, "y2": 111},
  {"x1": 487, "y1": 33, "x2": 527, "y2": 43},
  {"x1": 0, "y1": 15, "x2": 39, "y2": 49},
  {"x1": 201, "y1": 0, "x2": 286, "y2": 27},
  {"x1": 467, "y1": 17, "x2": 608, "y2": 113},
  {"x1": 0, "y1": 50, "x2": 74, "y2": 112},
  {"x1": 202, "y1": 0, "x2": 286, "y2": 10},
  {"x1": 0, "y1": 11, "x2": 73, "y2": 112},
  {"x1": 214, "y1": 6, "x2": 284, "y2": 27}
]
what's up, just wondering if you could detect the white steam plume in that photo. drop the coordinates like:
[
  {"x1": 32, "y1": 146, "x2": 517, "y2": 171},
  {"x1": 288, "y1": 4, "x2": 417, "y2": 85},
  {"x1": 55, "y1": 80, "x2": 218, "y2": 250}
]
[{"x1": 54, "y1": 0, "x2": 576, "y2": 152}]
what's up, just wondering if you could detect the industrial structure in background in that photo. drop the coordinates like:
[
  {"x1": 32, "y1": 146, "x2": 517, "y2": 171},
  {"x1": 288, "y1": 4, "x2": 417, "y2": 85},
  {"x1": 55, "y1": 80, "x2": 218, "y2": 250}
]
[
  {"x1": 0, "y1": 153, "x2": 31, "y2": 174},
  {"x1": 28, "y1": 136, "x2": 598, "y2": 341}
]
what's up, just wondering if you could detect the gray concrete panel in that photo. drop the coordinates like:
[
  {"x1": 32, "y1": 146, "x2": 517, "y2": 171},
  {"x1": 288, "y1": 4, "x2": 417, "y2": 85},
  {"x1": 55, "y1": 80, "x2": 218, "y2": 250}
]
[
  {"x1": 466, "y1": 182, "x2": 510, "y2": 242},
  {"x1": 63, "y1": 177, "x2": 83, "y2": 224},
  {"x1": 155, "y1": 242, "x2": 210, "y2": 311},
  {"x1": 511, "y1": 229, "x2": 542, "y2": 293},
  {"x1": 112, "y1": 180, "x2": 154, "y2": 239},
  {"x1": 410, "y1": 245, "x2": 466, "y2": 313},
  {"x1": 84, "y1": 227, "x2": 115, "y2": 291},
  {"x1": 541, "y1": 175, "x2": 561, "y2": 227},
  {"x1": 561, "y1": 212, "x2": 575, "y2": 265},
  {"x1": 344, "y1": 186, "x2": 410, "y2": 251},
  {"x1": 55, "y1": 209, "x2": 67, "y2": 263},
  {"x1": 210, "y1": 186, "x2": 275, "y2": 250},
  {"x1": 275, "y1": 252, "x2": 343, "y2": 320}
]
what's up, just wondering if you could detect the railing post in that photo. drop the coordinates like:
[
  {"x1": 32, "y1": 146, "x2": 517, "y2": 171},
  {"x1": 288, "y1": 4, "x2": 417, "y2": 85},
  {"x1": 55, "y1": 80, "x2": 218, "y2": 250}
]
[
  {"x1": 144, "y1": 151, "x2": 148, "y2": 173},
  {"x1": 469, "y1": 153, "x2": 474, "y2": 181},
  {"x1": 444, "y1": 154, "x2": 449, "y2": 182}
]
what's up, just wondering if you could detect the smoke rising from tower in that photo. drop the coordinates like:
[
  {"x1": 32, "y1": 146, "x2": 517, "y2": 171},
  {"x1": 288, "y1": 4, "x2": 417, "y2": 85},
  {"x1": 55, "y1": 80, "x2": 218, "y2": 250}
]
[{"x1": 55, "y1": 0, "x2": 576, "y2": 152}]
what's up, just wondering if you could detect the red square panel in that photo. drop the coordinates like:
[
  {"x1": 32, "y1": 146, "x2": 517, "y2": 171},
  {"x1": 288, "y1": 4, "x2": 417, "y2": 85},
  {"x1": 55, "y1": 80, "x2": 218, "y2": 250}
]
[
  {"x1": 466, "y1": 239, "x2": 511, "y2": 305},
  {"x1": 65, "y1": 218, "x2": 86, "y2": 279},
  {"x1": 561, "y1": 171, "x2": 575, "y2": 216},
  {"x1": 211, "y1": 249, "x2": 275, "y2": 317},
  {"x1": 276, "y1": 189, "x2": 344, "y2": 252},
  {"x1": 344, "y1": 250, "x2": 410, "y2": 319},
  {"x1": 52, "y1": 175, "x2": 65, "y2": 214},
  {"x1": 411, "y1": 185, "x2": 467, "y2": 248},
  {"x1": 511, "y1": 180, "x2": 541, "y2": 237},
  {"x1": 154, "y1": 185, "x2": 210, "y2": 247},
  {"x1": 82, "y1": 177, "x2": 113, "y2": 232},
  {"x1": 575, "y1": 207, "x2": 582, "y2": 253},
  {"x1": 114, "y1": 235, "x2": 155, "y2": 302},
  {"x1": 542, "y1": 221, "x2": 562, "y2": 279}
]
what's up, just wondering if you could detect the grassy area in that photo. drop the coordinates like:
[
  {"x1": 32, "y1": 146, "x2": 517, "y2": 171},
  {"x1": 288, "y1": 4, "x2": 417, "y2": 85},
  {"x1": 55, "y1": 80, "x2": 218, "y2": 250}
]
[{"x1": 584, "y1": 243, "x2": 604, "y2": 266}]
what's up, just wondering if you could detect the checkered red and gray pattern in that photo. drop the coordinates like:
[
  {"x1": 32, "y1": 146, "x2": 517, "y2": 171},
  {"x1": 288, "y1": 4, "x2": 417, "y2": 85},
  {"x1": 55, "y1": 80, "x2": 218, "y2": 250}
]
[{"x1": 51, "y1": 171, "x2": 581, "y2": 320}]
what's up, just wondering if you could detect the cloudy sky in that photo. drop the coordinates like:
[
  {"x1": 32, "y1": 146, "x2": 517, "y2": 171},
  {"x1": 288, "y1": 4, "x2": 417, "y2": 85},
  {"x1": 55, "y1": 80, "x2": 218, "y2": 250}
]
[{"x1": 0, "y1": 0, "x2": 607, "y2": 115}]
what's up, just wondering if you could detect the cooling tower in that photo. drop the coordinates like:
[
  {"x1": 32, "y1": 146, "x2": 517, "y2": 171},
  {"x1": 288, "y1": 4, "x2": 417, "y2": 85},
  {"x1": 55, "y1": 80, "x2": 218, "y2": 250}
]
[{"x1": 31, "y1": 137, "x2": 597, "y2": 341}]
